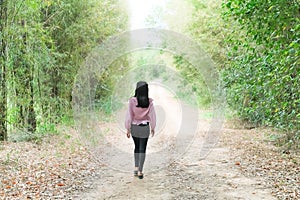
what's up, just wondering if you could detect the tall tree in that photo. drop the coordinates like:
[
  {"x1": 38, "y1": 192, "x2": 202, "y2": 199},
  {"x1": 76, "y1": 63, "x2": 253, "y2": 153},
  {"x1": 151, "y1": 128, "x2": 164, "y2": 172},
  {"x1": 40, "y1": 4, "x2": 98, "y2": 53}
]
[{"x1": 0, "y1": 0, "x2": 8, "y2": 141}]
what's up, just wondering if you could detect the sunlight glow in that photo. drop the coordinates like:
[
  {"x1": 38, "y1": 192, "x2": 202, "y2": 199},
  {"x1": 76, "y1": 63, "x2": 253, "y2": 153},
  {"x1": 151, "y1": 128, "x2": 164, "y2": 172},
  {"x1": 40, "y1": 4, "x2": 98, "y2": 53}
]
[{"x1": 128, "y1": 0, "x2": 168, "y2": 30}]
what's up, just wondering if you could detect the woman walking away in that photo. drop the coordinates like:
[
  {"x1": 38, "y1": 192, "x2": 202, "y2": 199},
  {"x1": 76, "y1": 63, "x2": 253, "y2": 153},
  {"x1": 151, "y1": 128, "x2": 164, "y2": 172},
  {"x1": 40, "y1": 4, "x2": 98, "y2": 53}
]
[{"x1": 125, "y1": 81, "x2": 156, "y2": 179}]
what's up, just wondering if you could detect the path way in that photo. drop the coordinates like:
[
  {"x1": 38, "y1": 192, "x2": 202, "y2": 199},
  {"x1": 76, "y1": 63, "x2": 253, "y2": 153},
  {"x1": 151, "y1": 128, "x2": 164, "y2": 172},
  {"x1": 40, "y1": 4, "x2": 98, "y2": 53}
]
[{"x1": 74, "y1": 84, "x2": 276, "y2": 200}]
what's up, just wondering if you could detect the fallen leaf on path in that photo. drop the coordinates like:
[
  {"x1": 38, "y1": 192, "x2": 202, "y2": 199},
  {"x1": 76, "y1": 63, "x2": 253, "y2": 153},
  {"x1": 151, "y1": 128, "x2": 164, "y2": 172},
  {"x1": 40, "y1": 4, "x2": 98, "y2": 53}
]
[{"x1": 235, "y1": 161, "x2": 241, "y2": 166}]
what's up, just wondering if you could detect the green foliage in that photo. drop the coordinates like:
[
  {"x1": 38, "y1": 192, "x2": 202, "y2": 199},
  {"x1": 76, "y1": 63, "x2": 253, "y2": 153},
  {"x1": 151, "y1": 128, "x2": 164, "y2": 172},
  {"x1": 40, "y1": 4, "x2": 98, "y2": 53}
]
[
  {"x1": 221, "y1": 0, "x2": 299, "y2": 136},
  {"x1": 188, "y1": 0, "x2": 228, "y2": 68},
  {"x1": 94, "y1": 56, "x2": 129, "y2": 116},
  {"x1": 0, "y1": 0, "x2": 126, "y2": 140},
  {"x1": 188, "y1": 0, "x2": 229, "y2": 107},
  {"x1": 173, "y1": 55, "x2": 211, "y2": 107}
]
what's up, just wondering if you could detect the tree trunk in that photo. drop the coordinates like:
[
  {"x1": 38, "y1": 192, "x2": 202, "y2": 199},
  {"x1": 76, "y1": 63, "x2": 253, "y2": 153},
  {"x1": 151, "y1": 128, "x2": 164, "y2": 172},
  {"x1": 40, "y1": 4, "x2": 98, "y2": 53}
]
[
  {"x1": 0, "y1": 0, "x2": 8, "y2": 141},
  {"x1": 21, "y1": 20, "x2": 37, "y2": 133},
  {"x1": 27, "y1": 65, "x2": 36, "y2": 132}
]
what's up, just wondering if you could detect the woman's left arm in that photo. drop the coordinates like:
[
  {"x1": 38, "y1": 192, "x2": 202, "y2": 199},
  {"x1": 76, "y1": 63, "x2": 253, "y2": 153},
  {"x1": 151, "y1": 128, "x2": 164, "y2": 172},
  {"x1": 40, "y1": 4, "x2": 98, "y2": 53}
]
[{"x1": 149, "y1": 102, "x2": 156, "y2": 135}]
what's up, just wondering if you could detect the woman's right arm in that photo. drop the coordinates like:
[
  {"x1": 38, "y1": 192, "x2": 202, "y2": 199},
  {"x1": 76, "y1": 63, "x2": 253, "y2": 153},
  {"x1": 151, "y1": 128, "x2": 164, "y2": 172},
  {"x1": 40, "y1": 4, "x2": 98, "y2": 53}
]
[
  {"x1": 148, "y1": 102, "x2": 156, "y2": 136},
  {"x1": 125, "y1": 98, "x2": 134, "y2": 131}
]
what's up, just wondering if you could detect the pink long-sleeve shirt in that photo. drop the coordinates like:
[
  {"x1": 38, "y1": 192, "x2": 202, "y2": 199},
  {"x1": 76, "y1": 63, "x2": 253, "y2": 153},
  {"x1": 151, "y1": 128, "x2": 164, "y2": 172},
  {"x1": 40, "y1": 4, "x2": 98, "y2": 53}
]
[{"x1": 125, "y1": 97, "x2": 156, "y2": 131}]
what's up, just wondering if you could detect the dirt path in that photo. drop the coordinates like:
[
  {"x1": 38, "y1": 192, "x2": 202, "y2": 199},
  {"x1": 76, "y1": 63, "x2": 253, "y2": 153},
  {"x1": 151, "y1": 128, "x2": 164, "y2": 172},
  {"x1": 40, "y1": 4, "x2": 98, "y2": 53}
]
[
  {"x1": 75, "y1": 143, "x2": 276, "y2": 200},
  {"x1": 73, "y1": 84, "x2": 276, "y2": 200}
]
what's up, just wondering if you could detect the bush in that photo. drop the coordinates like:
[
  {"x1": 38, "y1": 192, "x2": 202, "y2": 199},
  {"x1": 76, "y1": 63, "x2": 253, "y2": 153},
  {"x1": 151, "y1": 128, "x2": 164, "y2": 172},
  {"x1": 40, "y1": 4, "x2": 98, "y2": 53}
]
[{"x1": 221, "y1": 0, "x2": 300, "y2": 134}]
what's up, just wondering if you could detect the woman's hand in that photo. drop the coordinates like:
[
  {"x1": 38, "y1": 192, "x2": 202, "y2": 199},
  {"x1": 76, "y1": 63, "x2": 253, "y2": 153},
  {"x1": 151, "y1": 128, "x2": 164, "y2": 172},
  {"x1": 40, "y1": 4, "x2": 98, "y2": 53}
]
[
  {"x1": 126, "y1": 130, "x2": 131, "y2": 138},
  {"x1": 151, "y1": 129, "x2": 155, "y2": 137}
]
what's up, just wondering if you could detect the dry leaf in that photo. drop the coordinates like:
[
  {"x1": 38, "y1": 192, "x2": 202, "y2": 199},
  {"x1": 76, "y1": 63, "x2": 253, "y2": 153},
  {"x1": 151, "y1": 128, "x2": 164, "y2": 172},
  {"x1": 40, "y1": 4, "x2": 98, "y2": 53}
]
[{"x1": 57, "y1": 183, "x2": 65, "y2": 187}]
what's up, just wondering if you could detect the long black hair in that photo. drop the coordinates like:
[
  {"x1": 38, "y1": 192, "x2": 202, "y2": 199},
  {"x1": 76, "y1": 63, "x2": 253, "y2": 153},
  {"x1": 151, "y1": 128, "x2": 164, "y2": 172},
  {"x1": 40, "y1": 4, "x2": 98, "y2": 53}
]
[{"x1": 134, "y1": 81, "x2": 149, "y2": 108}]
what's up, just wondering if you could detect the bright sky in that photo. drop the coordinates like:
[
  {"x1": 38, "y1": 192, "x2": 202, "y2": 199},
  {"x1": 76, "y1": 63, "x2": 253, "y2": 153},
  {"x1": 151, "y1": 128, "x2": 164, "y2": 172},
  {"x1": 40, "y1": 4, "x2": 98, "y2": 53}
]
[{"x1": 128, "y1": 0, "x2": 167, "y2": 30}]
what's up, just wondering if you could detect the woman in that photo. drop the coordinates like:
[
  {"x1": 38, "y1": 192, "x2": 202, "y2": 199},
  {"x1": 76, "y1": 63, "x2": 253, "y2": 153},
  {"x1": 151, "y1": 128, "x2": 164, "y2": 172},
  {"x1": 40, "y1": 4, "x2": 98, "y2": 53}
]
[{"x1": 125, "y1": 81, "x2": 156, "y2": 179}]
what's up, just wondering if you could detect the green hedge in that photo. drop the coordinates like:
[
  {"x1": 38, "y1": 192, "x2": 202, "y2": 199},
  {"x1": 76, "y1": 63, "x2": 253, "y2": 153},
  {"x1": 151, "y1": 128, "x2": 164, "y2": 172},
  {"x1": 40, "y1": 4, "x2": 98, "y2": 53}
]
[{"x1": 221, "y1": 0, "x2": 299, "y2": 136}]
